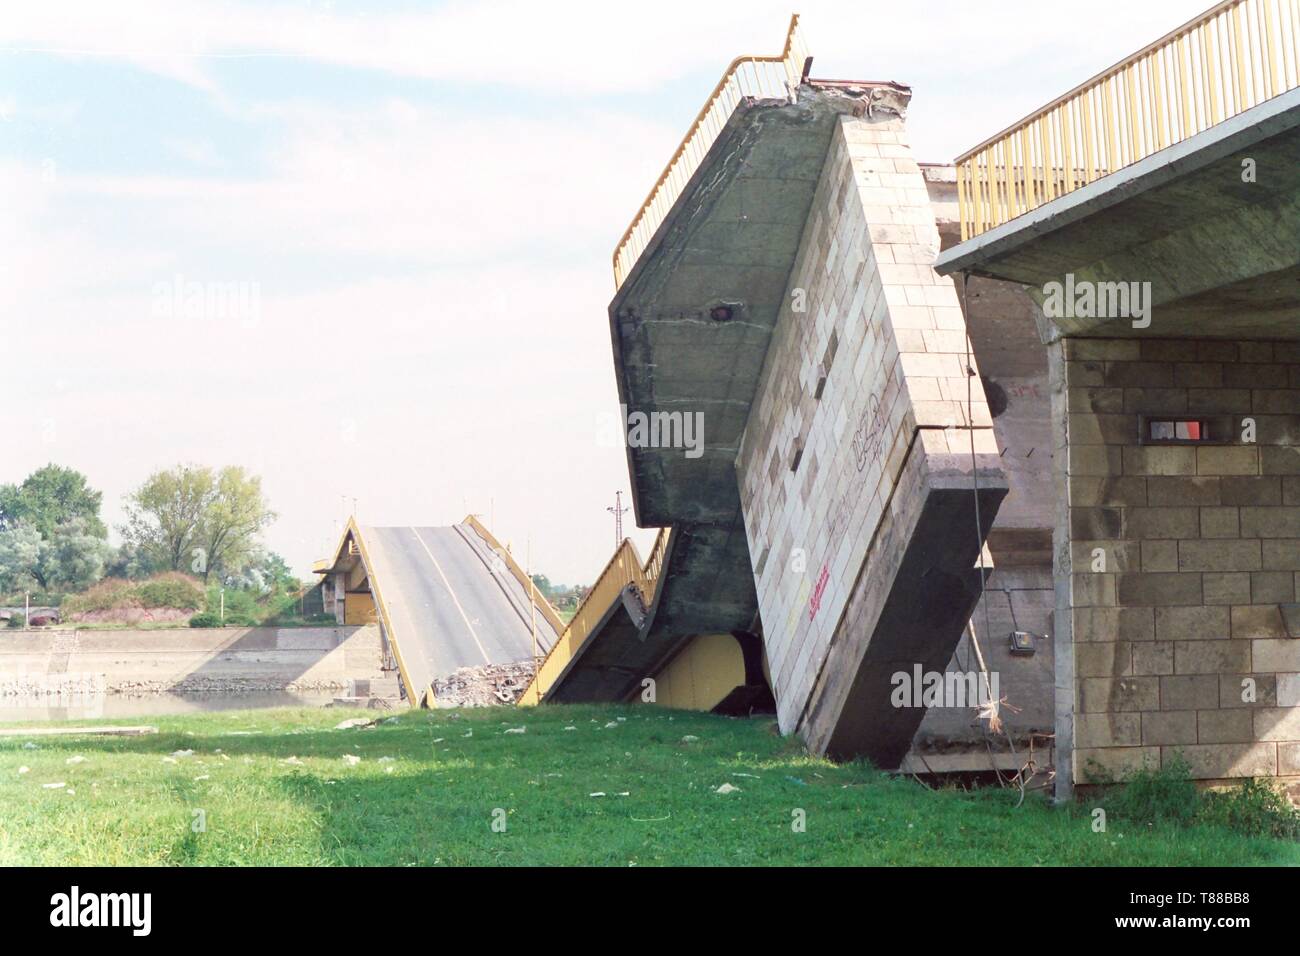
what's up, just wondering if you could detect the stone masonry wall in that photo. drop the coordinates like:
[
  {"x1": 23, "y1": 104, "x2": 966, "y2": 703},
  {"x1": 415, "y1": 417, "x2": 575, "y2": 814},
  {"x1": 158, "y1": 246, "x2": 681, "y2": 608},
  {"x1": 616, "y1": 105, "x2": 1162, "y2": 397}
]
[
  {"x1": 1063, "y1": 337, "x2": 1300, "y2": 785},
  {"x1": 735, "y1": 112, "x2": 997, "y2": 736}
]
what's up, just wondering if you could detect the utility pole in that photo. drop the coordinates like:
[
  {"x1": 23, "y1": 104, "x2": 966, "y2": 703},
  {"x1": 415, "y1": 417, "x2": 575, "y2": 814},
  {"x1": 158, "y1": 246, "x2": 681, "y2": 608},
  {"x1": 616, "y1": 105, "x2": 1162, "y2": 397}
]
[{"x1": 607, "y1": 491, "x2": 629, "y2": 548}]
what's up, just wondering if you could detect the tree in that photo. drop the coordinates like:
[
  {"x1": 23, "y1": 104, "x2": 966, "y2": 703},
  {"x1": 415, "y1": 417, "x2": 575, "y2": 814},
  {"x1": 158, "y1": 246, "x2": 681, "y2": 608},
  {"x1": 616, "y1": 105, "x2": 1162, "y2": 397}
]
[
  {"x1": 39, "y1": 518, "x2": 111, "y2": 590},
  {"x1": 0, "y1": 522, "x2": 42, "y2": 594},
  {"x1": 0, "y1": 464, "x2": 106, "y2": 539},
  {"x1": 121, "y1": 465, "x2": 276, "y2": 581},
  {"x1": 0, "y1": 517, "x2": 107, "y2": 593}
]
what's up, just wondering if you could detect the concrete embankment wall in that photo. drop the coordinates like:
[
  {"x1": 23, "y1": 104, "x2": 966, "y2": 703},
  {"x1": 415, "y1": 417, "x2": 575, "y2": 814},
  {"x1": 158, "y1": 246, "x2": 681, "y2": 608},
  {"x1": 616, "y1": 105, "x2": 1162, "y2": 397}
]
[{"x1": 0, "y1": 625, "x2": 387, "y2": 695}]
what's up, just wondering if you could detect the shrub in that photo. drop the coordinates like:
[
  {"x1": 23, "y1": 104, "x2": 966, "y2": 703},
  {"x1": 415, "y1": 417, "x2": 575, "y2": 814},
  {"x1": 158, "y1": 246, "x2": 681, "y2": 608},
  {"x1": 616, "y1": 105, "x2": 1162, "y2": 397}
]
[
  {"x1": 1105, "y1": 754, "x2": 1300, "y2": 840},
  {"x1": 6, "y1": 614, "x2": 24, "y2": 628},
  {"x1": 1108, "y1": 755, "x2": 1200, "y2": 829},
  {"x1": 188, "y1": 610, "x2": 222, "y2": 628},
  {"x1": 136, "y1": 573, "x2": 203, "y2": 610},
  {"x1": 63, "y1": 573, "x2": 204, "y2": 619},
  {"x1": 61, "y1": 578, "x2": 138, "y2": 616},
  {"x1": 1200, "y1": 778, "x2": 1300, "y2": 840}
]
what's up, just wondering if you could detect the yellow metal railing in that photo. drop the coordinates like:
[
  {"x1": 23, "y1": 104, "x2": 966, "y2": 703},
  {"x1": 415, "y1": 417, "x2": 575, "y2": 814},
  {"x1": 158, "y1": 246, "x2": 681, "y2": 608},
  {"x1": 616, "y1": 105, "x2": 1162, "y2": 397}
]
[
  {"x1": 518, "y1": 527, "x2": 672, "y2": 706},
  {"x1": 461, "y1": 513, "x2": 566, "y2": 639},
  {"x1": 611, "y1": 14, "x2": 811, "y2": 289},
  {"x1": 956, "y1": 0, "x2": 1300, "y2": 240}
]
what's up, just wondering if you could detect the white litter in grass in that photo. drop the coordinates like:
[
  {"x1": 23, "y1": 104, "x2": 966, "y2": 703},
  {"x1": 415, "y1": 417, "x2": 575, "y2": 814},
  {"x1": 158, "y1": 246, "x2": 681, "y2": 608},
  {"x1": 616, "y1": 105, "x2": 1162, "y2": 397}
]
[
  {"x1": 714, "y1": 783, "x2": 741, "y2": 795},
  {"x1": 22, "y1": 742, "x2": 37, "y2": 750},
  {"x1": 603, "y1": 721, "x2": 619, "y2": 729},
  {"x1": 461, "y1": 730, "x2": 473, "y2": 738},
  {"x1": 378, "y1": 756, "x2": 394, "y2": 763},
  {"x1": 194, "y1": 775, "x2": 209, "y2": 782},
  {"x1": 432, "y1": 738, "x2": 445, "y2": 743},
  {"x1": 42, "y1": 782, "x2": 65, "y2": 789},
  {"x1": 65, "y1": 755, "x2": 86, "y2": 765},
  {"x1": 169, "y1": 749, "x2": 193, "y2": 758},
  {"x1": 732, "y1": 772, "x2": 760, "y2": 779},
  {"x1": 681, "y1": 735, "x2": 700, "y2": 743},
  {"x1": 18, "y1": 766, "x2": 30, "y2": 774},
  {"x1": 384, "y1": 766, "x2": 394, "y2": 774},
  {"x1": 334, "y1": 718, "x2": 371, "y2": 730},
  {"x1": 589, "y1": 792, "x2": 606, "y2": 798},
  {"x1": 282, "y1": 756, "x2": 304, "y2": 766},
  {"x1": 342, "y1": 754, "x2": 361, "y2": 766},
  {"x1": 563, "y1": 726, "x2": 577, "y2": 732},
  {"x1": 503, "y1": 727, "x2": 526, "y2": 735}
]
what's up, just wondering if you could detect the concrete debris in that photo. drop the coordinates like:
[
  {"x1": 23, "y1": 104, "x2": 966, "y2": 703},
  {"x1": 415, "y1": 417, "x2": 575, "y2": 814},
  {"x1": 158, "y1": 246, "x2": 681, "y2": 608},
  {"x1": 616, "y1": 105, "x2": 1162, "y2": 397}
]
[
  {"x1": 334, "y1": 717, "x2": 374, "y2": 730},
  {"x1": 431, "y1": 661, "x2": 537, "y2": 708}
]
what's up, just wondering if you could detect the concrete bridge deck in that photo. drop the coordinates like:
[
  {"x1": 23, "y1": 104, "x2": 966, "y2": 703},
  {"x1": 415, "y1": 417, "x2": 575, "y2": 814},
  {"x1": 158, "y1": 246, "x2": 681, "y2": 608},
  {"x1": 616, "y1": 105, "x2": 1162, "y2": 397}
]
[{"x1": 317, "y1": 518, "x2": 560, "y2": 706}]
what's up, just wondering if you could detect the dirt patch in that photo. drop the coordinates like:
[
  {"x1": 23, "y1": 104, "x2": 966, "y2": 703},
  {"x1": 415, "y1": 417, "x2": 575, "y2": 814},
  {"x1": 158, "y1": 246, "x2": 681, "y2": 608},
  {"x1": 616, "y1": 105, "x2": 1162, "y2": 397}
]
[{"x1": 432, "y1": 661, "x2": 537, "y2": 708}]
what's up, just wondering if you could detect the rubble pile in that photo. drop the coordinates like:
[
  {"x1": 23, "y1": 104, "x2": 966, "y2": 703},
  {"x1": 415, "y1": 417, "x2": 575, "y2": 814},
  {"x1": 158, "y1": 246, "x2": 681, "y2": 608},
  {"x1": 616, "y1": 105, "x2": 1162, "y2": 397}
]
[{"x1": 432, "y1": 661, "x2": 538, "y2": 708}]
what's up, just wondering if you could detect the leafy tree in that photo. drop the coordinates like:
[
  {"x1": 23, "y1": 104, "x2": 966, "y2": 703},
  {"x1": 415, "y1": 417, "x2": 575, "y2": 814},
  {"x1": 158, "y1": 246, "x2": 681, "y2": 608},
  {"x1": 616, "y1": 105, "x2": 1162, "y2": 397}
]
[
  {"x1": 0, "y1": 522, "x2": 42, "y2": 593},
  {"x1": 0, "y1": 464, "x2": 106, "y2": 538},
  {"x1": 121, "y1": 465, "x2": 276, "y2": 581},
  {"x1": 0, "y1": 518, "x2": 108, "y2": 593},
  {"x1": 224, "y1": 549, "x2": 299, "y2": 594},
  {"x1": 37, "y1": 518, "x2": 110, "y2": 590},
  {"x1": 104, "y1": 541, "x2": 156, "y2": 581}
]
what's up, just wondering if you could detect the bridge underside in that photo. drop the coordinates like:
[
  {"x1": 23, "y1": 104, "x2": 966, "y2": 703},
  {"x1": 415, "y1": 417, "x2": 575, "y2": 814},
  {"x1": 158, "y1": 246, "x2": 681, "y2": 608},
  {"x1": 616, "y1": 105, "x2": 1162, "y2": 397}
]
[{"x1": 937, "y1": 87, "x2": 1300, "y2": 340}]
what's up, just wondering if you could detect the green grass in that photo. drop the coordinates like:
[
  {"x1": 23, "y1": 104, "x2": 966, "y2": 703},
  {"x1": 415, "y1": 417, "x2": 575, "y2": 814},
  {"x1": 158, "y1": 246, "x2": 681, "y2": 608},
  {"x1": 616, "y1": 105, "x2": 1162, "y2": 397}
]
[{"x1": 1, "y1": 704, "x2": 1297, "y2": 866}]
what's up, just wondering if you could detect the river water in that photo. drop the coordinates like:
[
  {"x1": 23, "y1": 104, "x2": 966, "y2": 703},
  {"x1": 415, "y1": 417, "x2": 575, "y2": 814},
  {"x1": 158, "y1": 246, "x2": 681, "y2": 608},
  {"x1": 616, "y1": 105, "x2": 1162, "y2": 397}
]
[{"x1": 0, "y1": 691, "x2": 339, "y2": 723}]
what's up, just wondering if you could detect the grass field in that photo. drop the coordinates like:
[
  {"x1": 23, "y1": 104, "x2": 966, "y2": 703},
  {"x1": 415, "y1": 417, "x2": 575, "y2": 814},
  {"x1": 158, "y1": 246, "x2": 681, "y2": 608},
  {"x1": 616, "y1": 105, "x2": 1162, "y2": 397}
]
[{"x1": 1, "y1": 703, "x2": 1297, "y2": 866}]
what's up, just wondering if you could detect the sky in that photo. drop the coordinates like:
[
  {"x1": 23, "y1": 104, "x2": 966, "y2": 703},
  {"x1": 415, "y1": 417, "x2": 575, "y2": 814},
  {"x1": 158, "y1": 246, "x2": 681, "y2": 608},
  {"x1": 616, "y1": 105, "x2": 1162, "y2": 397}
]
[{"x1": 0, "y1": 0, "x2": 1210, "y2": 584}]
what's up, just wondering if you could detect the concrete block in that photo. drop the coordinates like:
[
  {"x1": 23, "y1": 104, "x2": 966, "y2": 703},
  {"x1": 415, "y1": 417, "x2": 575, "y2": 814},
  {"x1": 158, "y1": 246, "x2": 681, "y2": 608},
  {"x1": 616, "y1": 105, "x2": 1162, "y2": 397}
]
[
  {"x1": 1219, "y1": 673, "x2": 1276, "y2": 708},
  {"x1": 1177, "y1": 539, "x2": 1261, "y2": 572},
  {"x1": 1146, "y1": 476, "x2": 1219, "y2": 506},
  {"x1": 1197, "y1": 709, "x2": 1254, "y2": 744},
  {"x1": 1203, "y1": 572, "x2": 1252, "y2": 605},
  {"x1": 1169, "y1": 743, "x2": 1276, "y2": 778},
  {"x1": 1219, "y1": 476, "x2": 1280, "y2": 506},
  {"x1": 1142, "y1": 710, "x2": 1198, "y2": 745},
  {"x1": 1115, "y1": 572, "x2": 1202, "y2": 606},
  {"x1": 1197, "y1": 446, "x2": 1260, "y2": 476},
  {"x1": 1075, "y1": 712, "x2": 1141, "y2": 748},
  {"x1": 1155, "y1": 605, "x2": 1230, "y2": 641},
  {"x1": 1199, "y1": 507, "x2": 1240, "y2": 538},
  {"x1": 1131, "y1": 641, "x2": 1175, "y2": 675},
  {"x1": 1160, "y1": 674, "x2": 1220, "y2": 710},
  {"x1": 1075, "y1": 746, "x2": 1160, "y2": 783},
  {"x1": 1079, "y1": 676, "x2": 1159, "y2": 712},
  {"x1": 1123, "y1": 446, "x2": 1197, "y2": 476},
  {"x1": 1253, "y1": 639, "x2": 1300, "y2": 671},
  {"x1": 1172, "y1": 639, "x2": 1251, "y2": 674},
  {"x1": 1232, "y1": 605, "x2": 1288, "y2": 640}
]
